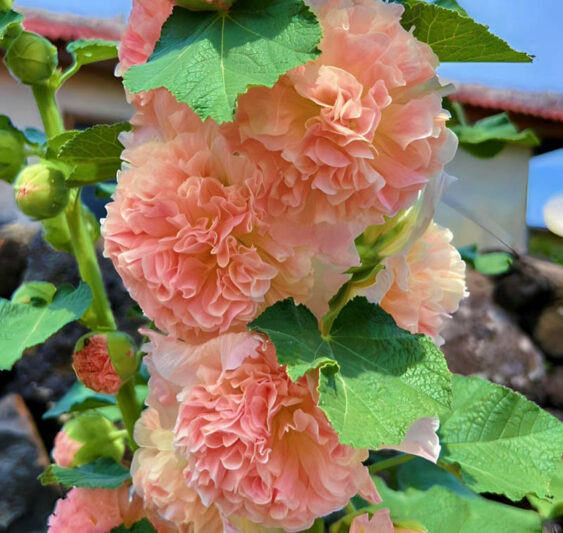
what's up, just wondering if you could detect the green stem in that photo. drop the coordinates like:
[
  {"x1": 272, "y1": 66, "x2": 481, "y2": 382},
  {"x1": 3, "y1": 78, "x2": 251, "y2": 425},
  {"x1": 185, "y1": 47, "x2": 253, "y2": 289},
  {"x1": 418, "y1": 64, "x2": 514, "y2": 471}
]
[
  {"x1": 116, "y1": 379, "x2": 141, "y2": 450},
  {"x1": 32, "y1": 83, "x2": 64, "y2": 137},
  {"x1": 31, "y1": 80, "x2": 117, "y2": 332},
  {"x1": 368, "y1": 453, "x2": 414, "y2": 475},
  {"x1": 66, "y1": 191, "x2": 116, "y2": 331}
]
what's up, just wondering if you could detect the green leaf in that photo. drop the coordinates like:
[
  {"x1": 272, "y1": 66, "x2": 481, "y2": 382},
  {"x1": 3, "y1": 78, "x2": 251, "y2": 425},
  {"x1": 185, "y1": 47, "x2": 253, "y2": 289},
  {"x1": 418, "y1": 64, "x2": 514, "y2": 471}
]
[
  {"x1": 439, "y1": 375, "x2": 563, "y2": 501},
  {"x1": 370, "y1": 477, "x2": 542, "y2": 533},
  {"x1": 528, "y1": 460, "x2": 563, "y2": 519},
  {"x1": 11, "y1": 282, "x2": 57, "y2": 306},
  {"x1": 66, "y1": 39, "x2": 118, "y2": 68},
  {"x1": 57, "y1": 123, "x2": 130, "y2": 185},
  {"x1": 43, "y1": 380, "x2": 116, "y2": 419},
  {"x1": 430, "y1": 0, "x2": 468, "y2": 16},
  {"x1": 94, "y1": 182, "x2": 117, "y2": 199},
  {"x1": 473, "y1": 252, "x2": 512, "y2": 275},
  {"x1": 457, "y1": 245, "x2": 513, "y2": 275},
  {"x1": 0, "y1": 9, "x2": 22, "y2": 41},
  {"x1": 46, "y1": 130, "x2": 79, "y2": 159},
  {"x1": 123, "y1": 0, "x2": 322, "y2": 123},
  {"x1": 249, "y1": 297, "x2": 451, "y2": 449},
  {"x1": 400, "y1": 1, "x2": 532, "y2": 62},
  {"x1": 111, "y1": 519, "x2": 157, "y2": 533},
  {"x1": 0, "y1": 283, "x2": 92, "y2": 371},
  {"x1": 39, "y1": 457, "x2": 130, "y2": 489},
  {"x1": 453, "y1": 113, "x2": 539, "y2": 158}
]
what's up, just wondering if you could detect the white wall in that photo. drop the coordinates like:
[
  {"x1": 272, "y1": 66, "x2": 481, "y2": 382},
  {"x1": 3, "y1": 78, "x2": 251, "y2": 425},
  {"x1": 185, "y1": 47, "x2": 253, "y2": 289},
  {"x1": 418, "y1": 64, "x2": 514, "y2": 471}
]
[{"x1": 436, "y1": 145, "x2": 531, "y2": 252}]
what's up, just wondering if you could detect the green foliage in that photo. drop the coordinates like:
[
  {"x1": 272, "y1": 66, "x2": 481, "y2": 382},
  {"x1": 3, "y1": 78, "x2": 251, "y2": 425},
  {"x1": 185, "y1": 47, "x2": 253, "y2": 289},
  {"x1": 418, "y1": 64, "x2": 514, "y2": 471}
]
[
  {"x1": 55, "y1": 123, "x2": 130, "y2": 185},
  {"x1": 0, "y1": 9, "x2": 22, "y2": 43},
  {"x1": 249, "y1": 297, "x2": 451, "y2": 449},
  {"x1": 430, "y1": 0, "x2": 468, "y2": 16},
  {"x1": 11, "y1": 282, "x2": 57, "y2": 306},
  {"x1": 399, "y1": 1, "x2": 531, "y2": 62},
  {"x1": 458, "y1": 244, "x2": 513, "y2": 275},
  {"x1": 370, "y1": 476, "x2": 542, "y2": 533},
  {"x1": 0, "y1": 283, "x2": 92, "y2": 371},
  {"x1": 95, "y1": 182, "x2": 117, "y2": 199},
  {"x1": 123, "y1": 0, "x2": 322, "y2": 123},
  {"x1": 439, "y1": 375, "x2": 563, "y2": 501},
  {"x1": 43, "y1": 380, "x2": 116, "y2": 419},
  {"x1": 67, "y1": 39, "x2": 118, "y2": 68},
  {"x1": 111, "y1": 519, "x2": 157, "y2": 533},
  {"x1": 528, "y1": 460, "x2": 563, "y2": 519},
  {"x1": 39, "y1": 457, "x2": 131, "y2": 489},
  {"x1": 447, "y1": 105, "x2": 539, "y2": 158}
]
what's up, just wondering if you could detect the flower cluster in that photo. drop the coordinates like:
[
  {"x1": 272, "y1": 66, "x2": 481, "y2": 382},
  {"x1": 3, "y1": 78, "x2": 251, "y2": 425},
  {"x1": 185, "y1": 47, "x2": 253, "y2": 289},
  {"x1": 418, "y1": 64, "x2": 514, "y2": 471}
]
[{"x1": 59, "y1": 0, "x2": 469, "y2": 530}]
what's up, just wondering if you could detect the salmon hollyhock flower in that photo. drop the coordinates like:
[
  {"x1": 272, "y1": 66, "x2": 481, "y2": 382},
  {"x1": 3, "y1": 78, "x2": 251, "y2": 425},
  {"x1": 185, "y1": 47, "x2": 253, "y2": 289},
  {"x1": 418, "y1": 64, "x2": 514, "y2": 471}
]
[
  {"x1": 236, "y1": 0, "x2": 457, "y2": 230},
  {"x1": 137, "y1": 331, "x2": 380, "y2": 532},
  {"x1": 363, "y1": 222, "x2": 467, "y2": 344},
  {"x1": 103, "y1": 122, "x2": 315, "y2": 341},
  {"x1": 132, "y1": 407, "x2": 225, "y2": 533},
  {"x1": 118, "y1": 0, "x2": 174, "y2": 75},
  {"x1": 72, "y1": 334, "x2": 122, "y2": 394},
  {"x1": 47, "y1": 486, "x2": 146, "y2": 533},
  {"x1": 51, "y1": 429, "x2": 81, "y2": 468}
]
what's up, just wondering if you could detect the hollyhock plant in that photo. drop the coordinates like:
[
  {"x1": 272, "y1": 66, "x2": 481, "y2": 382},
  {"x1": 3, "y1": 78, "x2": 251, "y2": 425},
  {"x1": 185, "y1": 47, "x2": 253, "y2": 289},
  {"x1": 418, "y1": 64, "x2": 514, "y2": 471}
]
[
  {"x1": 236, "y1": 0, "x2": 457, "y2": 232},
  {"x1": 361, "y1": 221, "x2": 468, "y2": 344}
]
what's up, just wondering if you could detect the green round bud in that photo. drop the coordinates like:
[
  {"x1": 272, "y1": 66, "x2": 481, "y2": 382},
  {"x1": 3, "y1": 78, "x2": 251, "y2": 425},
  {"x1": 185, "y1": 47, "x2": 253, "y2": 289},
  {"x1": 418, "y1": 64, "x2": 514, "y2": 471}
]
[
  {"x1": 4, "y1": 31, "x2": 57, "y2": 85},
  {"x1": 0, "y1": 0, "x2": 14, "y2": 10},
  {"x1": 175, "y1": 0, "x2": 234, "y2": 11},
  {"x1": 0, "y1": 129, "x2": 25, "y2": 183},
  {"x1": 14, "y1": 162, "x2": 69, "y2": 220}
]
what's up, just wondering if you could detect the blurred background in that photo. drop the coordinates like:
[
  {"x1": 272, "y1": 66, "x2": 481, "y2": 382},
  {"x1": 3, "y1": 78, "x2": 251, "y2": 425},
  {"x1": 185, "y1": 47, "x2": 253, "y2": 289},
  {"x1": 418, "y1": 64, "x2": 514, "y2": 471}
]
[{"x1": 0, "y1": 1, "x2": 562, "y2": 531}]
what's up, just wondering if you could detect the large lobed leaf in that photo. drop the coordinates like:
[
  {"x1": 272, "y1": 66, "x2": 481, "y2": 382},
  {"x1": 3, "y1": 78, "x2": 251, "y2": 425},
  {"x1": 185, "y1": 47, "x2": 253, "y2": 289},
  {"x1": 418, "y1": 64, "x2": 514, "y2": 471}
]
[
  {"x1": 369, "y1": 475, "x2": 542, "y2": 533},
  {"x1": 56, "y1": 123, "x2": 130, "y2": 185},
  {"x1": 439, "y1": 375, "x2": 563, "y2": 501},
  {"x1": 123, "y1": 0, "x2": 322, "y2": 123},
  {"x1": 399, "y1": 0, "x2": 531, "y2": 62},
  {"x1": 250, "y1": 297, "x2": 451, "y2": 449},
  {"x1": 42, "y1": 381, "x2": 116, "y2": 419},
  {"x1": 39, "y1": 457, "x2": 130, "y2": 489},
  {"x1": 453, "y1": 113, "x2": 539, "y2": 158},
  {"x1": 0, "y1": 283, "x2": 92, "y2": 371}
]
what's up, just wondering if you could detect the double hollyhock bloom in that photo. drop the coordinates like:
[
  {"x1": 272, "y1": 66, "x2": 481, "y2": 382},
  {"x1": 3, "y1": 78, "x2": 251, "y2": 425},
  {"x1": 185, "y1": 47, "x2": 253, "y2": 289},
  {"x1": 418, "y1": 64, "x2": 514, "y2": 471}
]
[
  {"x1": 362, "y1": 221, "x2": 468, "y2": 344},
  {"x1": 132, "y1": 332, "x2": 380, "y2": 532}
]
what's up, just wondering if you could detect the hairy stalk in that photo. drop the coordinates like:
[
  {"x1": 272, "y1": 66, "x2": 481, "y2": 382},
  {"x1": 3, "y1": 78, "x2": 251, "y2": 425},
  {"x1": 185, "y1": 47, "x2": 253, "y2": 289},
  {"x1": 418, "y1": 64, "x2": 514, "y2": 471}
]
[
  {"x1": 116, "y1": 379, "x2": 141, "y2": 450},
  {"x1": 368, "y1": 453, "x2": 414, "y2": 475}
]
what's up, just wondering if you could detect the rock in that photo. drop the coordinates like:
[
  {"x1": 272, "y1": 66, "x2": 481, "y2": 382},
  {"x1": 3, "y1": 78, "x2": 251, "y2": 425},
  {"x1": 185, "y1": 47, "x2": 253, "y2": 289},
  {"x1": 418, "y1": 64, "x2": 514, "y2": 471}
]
[
  {"x1": 545, "y1": 368, "x2": 563, "y2": 409},
  {"x1": 535, "y1": 302, "x2": 563, "y2": 359},
  {"x1": 441, "y1": 269, "x2": 546, "y2": 402},
  {"x1": 0, "y1": 394, "x2": 59, "y2": 532},
  {"x1": 0, "y1": 223, "x2": 40, "y2": 299}
]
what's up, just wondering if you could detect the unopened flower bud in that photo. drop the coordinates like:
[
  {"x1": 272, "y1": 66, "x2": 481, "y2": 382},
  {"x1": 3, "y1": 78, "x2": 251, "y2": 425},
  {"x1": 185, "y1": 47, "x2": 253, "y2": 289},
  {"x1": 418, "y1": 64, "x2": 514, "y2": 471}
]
[
  {"x1": 4, "y1": 31, "x2": 57, "y2": 85},
  {"x1": 73, "y1": 332, "x2": 138, "y2": 394},
  {"x1": 175, "y1": 0, "x2": 234, "y2": 11},
  {"x1": 0, "y1": 129, "x2": 25, "y2": 183},
  {"x1": 14, "y1": 162, "x2": 69, "y2": 220},
  {"x1": 0, "y1": 0, "x2": 14, "y2": 10},
  {"x1": 52, "y1": 413, "x2": 125, "y2": 467}
]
